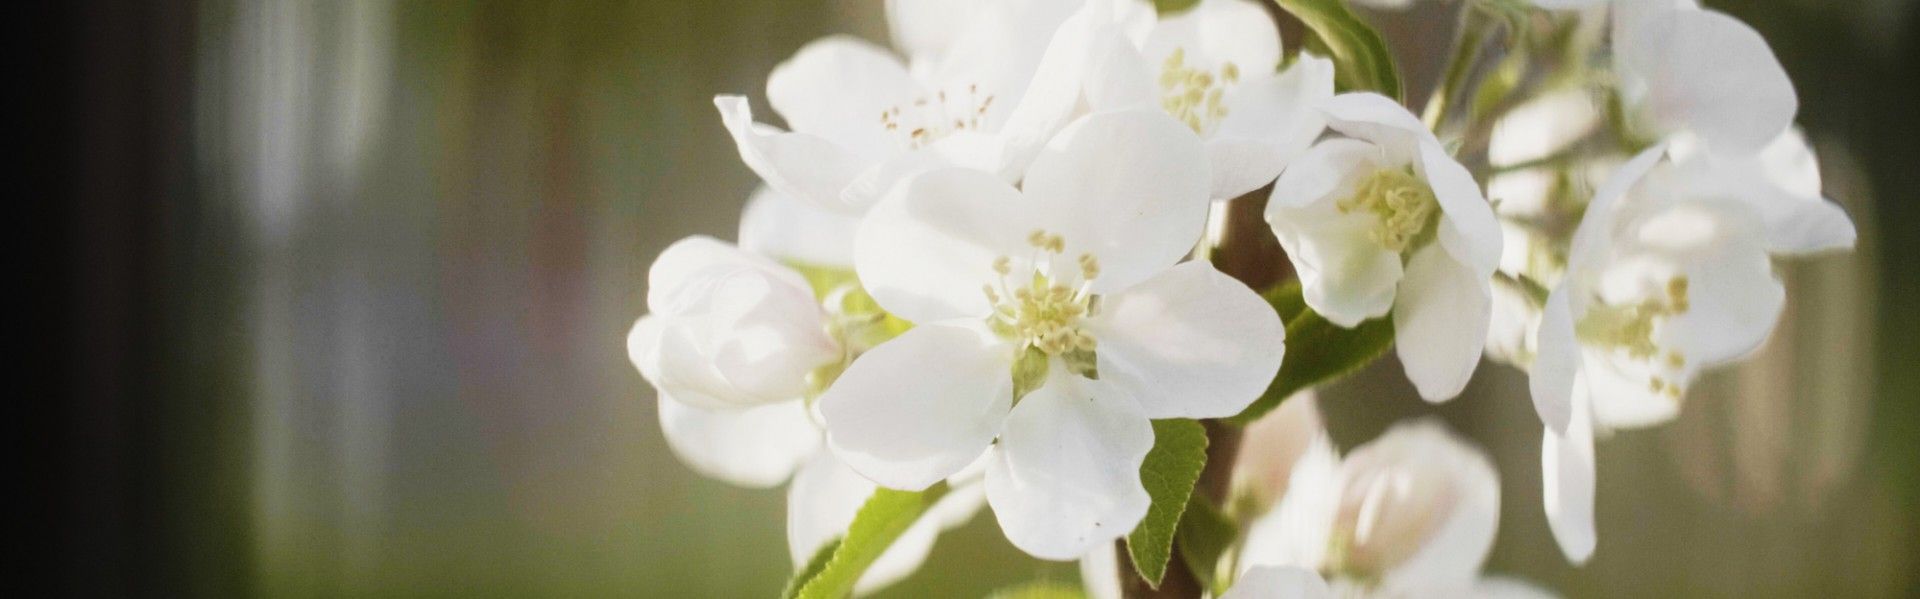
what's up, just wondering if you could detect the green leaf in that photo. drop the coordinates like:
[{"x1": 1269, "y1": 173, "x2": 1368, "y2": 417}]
[
  {"x1": 1274, "y1": 0, "x2": 1402, "y2": 100},
  {"x1": 984, "y1": 581, "x2": 1087, "y2": 599},
  {"x1": 781, "y1": 539, "x2": 841, "y2": 599},
  {"x1": 1229, "y1": 281, "x2": 1395, "y2": 425},
  {"x1": 1126, "y1": 419, "x2": 1209, "y2": 588},
  {"x1": 1175, "y1": 494, "x2": 1238, "y2": 595},
  {"x1": 790, "y1": 483, "x2": 949, "y2": 599}
]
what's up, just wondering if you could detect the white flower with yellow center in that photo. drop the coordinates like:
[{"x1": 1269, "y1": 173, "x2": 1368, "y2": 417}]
[
  {"x1": 1264, "y1": 93, "x2": 1504, "y2": 402},
  {"x1": 819, "y1": 109, "x2": 1285, "y2": 560},
  {"x1": 1133, "y1": 0, "x2": 1336, "y2": 200},
  {"x1": 1528, "y1": 141, "x2": 1854, "y2": 563},
  {"x1": 715, "y1": 0, "x2": 1081, "y2": 213}
]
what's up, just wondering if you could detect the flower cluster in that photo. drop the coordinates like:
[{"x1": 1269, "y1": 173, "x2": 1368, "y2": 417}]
[{"x1": 627, "y1": 0, "x2": 1854, "y2": 595}]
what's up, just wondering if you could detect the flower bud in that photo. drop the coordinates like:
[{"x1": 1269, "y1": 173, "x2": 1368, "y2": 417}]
[{"x1": 632, "y1": 236, "x2": 840, "y2": 409}]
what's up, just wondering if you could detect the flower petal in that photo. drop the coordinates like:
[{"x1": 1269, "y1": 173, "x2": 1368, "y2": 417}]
[
  {"x1": 1268, "y1": 201, "x2": 1404, "y2": 327},
  {"x1": 1021, "y1": 109, "x2": 1212, "y2": 294},
  {"x1": 1141, "y1": 0, "x2": 1283, "y2": 76},
  {"x1": 766, "y1": 36, "x2": 920, "y2": 159},
  {"x1": 1365, "y1": 422, "x2": 1502, "y2": 594},
  {"x1": 884, "y1": 0, "x2": 977, "y2": 59},
  {"x1": 821, "y1": 323, "x2": 1012, "y2": 490},
  {"x1": 715, "y1": 95, "x2": 871, "y2": 213},
  {"x1": 1392, "y1": 244, "x2": 1492, "y2": 402},
  {"x1": 657, "y1": 396, "x2": 819, "y2": 488},
  {"x1": 1088, "y1": 261, "x2": 1285, "y2": 419},
  {"x1": 1206, "y1": 54, "x2": 1336, "y2": 199},
  {"x1": 985, "y1": 375, "x2": 1153, "y2": 560},
  {"x1": 1530, "y1": 286, "x2": 1579, "y2": 434},
  {"x1": 996, "y1": 2, "x2": 1158, "y2": 180},
  {"x1": 627, "y1": 315, "x2": 665, "y2": 383},
  {"x1": 1419, "y1": 139, "x2": 1503, "y2": 275},
  {"x1": 1320, "y1": 92, "x2": 1432, "y2": 164},
  {"x1": 854, "y1": 168, "x2": 1033, "y2": 323},
  {"x1": 738, "y1": 186, "x2": 862, "y2": 268},
  {"x1": 1542, "y1": 388, "x2": 1597, "y2": 564},
  {"x1": 1616, "y1": 7, "x2": 1795, "y2": 152},
  {"x1": 1221, "y1": 566, "x2": 1334, "y2": 599},
  {"x1": 1267, "y1": 137, "x2": 1381, "y2": 210}
]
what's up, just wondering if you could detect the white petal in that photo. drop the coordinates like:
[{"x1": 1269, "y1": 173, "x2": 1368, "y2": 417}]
[
  {"x1": 1141, "y1": 0, "x2": 1283, "y2": 76},
  {"x1": 627, "y1": 315, "x2": 664, "y2": 383},
  {"x1": 921, "y1": 0, "x2": 1079, "y2": 129},
  {"x1": 1489, "y1": 89, "x2": 1600, "y2": 168},
  {"x1": 1206, "y1": 55, "x2": 1336, "y2": 199},
  {"x1": 996, "y1": 5, "x2": 1158, "y2": 180},
  {"x1": 766, "y1": 36, "x2": 920, "y2": 159},
  {"x1": 1530, "y1": 287, "x2": 1579, "y2": 434},
  {"x1": 647, "y1": 235, "x2": 793, "y2": 316},
  {"x1": 1021, "y1": 109, "x2": 1212, "y2": 294},
  {"x1": 657, "y1": 396, "x2": 818, "y2": 488},
  {"x1": 1542, "y1": 389, "x2": 1597, "y2": 564},
  {"x1": 1617, "y1": 8, "x2": 1795, "y2": 152},
  {"x1": 1088, "y1": 261, "x2": 1285, "y2": 419},
  {"x1": 738, "y1": 186, "x2": 862, "y2": 268},
  {"x1": 985, "y1": 375, "x2": 1153, "y2": 560},
  {"x1": 854, "y1": 168, "x2": 1033, "y2": 323},
  {"x1": 1238, "y1": 434, "x2": 1340, "y2": 573},
  {"x1": 1221, "y1": 566, "x2": 1334, "y2": 599},
  {"x1": 1580, "y1": 348, "x2": 1684, "y2": 430},
  {"x1": 884, "y1": 0, "x2": 977, "y2": 58},
  {"x1": 1662, "y1": 231, "x2": 1785, "y2": 367},
  {"x1": 1267, "y1": 138, "x2": 1381, "y2": 210},
  {"x1": 821, "y1": 324, "x2": 1011, "y2": 490},
  {"x1": 1268, "y1": 201, "x2": 1404, "y2": 327},
  {"x1": 1392, "y1": 244, "x2": 1492, "y2": 402},
  {"x1": 1320, "y1": 92, "x2": 1432, "y2": 163},
  {"x1": 715, "y1": 95, "x2": 871, "y2": 213},
  {"x1": 1230, "y1": 391, "x2": 1326, "y2": 514},
  {"x1": 1420, "y1": 139, "x2": 1503, "y2": 274},
  {"x1": 1362, "y1": 421, "x2": 1502, "y2": 594}
]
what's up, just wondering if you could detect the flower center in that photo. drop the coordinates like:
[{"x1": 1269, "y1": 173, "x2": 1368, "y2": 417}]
[
  {"x1": 1338, "y1": 168, "x2": 1441, "y2": 254},
  {"x1": 1574, "y1": 275, "x2": 1691, "y2": 398},
  {"x1": 878, "y1": 83, "x2": 995, "y2": 150},
  {"x1": 984, "y1": 230, "x2": 1102, "y2": 397},
  {"x1": 1159, "y1": 48, "x2": 1238, "y2": 134}
]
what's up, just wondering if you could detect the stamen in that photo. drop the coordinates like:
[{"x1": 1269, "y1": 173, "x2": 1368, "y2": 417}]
[
  {"x1": 1575, "y1": 275, "x2": 1694, "y2": 398},
  {"x1": 877, "y1": 82, "x2": 996, "y2": 149},
  {"x1": 1338, "y1": 168, "x2": 1441, "y2": 253},
  {"x1": 1159, "y1": 47, "x2": 1239, "y2": 134}
]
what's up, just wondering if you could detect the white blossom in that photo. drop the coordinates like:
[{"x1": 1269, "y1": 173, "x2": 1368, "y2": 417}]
[
  {"x1": 1239, "y1": 419, "x2": 1508, "y2": 597},
  {"x1": 1135, "y1": 0, "x2": 1337, "y2": 199},
  {"x1": 1222, "y1": 566, "x2": 1335, "y2": 599},
  {"x1": 1266, "y1": 92, "x2": 1503, "y2": 401},
  {"x1": 820, "y1": 109, "x2": 1284, "y2": 559},
  {"x1": 1529, "y1": 141, "x2": 1855, "y2": 562},
  {"x1": 715, "y1": 0, "x2": 1081, "y2": 213}
]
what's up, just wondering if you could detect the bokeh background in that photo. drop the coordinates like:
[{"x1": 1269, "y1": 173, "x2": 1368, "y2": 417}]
[{"x1": 37, "y1": 0, "x2": 1919, "y2": 596}]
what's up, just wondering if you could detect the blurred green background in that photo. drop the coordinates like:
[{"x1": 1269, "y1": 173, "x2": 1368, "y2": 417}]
[{"x1": 50, "y1": 0, "x2": 1918, "y2": 596}]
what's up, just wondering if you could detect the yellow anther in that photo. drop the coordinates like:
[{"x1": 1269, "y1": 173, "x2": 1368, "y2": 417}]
[
  {"x1": 1338, "y1": 168, "x2": 1440, "y2": 253},
  {"x1": 993, "y1": 256, "x2": 1012, "y2": 275}
]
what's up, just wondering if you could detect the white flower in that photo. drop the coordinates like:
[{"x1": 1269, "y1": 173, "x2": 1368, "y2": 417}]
[
  {"x1": 1528, "y1": 141, "x2": 1854, "y2": 562},
  {"x1": 1611, "y1": 0, "x2": 1796, "y2": 153},
  {"x1": 819, "y1": 109, "x2": 1285, "y2": 559},
  {"x1": 715, "y1": 0, "x2": 1081, "y2": 213},
  {"x1": 1222, "y1": 566, "x2": 1334, "y2": 599},
  {"x1": 1135, "y1": 0, "x2": 1336, "y2": 199},
  {"x1": 1265, "y1": 92, "x2": 1503, "y2": 401},
  {"x1": 631, "y1": 236, "x2": 840, "y2": 412},
  {"x1": 1229, "y1": 391, "x2": 1328, "y2": 516},
  {"x1": 1239, "y1": 420, "x2": 1504, "y2": 596}
]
